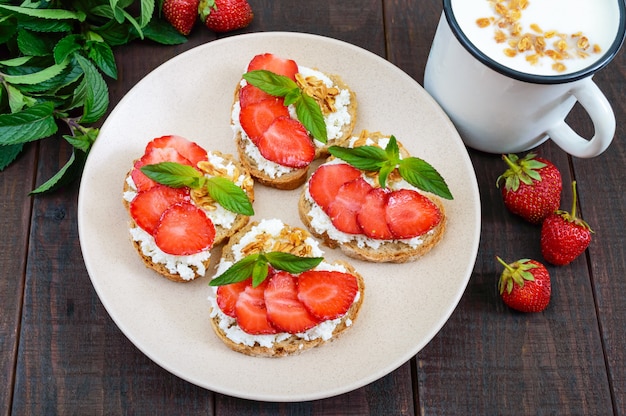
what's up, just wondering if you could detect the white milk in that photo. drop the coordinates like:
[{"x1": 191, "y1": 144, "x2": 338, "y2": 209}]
[{"x1": 451, "y1": 0, "x2": 621, "y2": 75}]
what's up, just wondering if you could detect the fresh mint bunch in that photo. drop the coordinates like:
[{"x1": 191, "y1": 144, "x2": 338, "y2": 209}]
[
  {"x1": 328, "y1": 135, "x2": 454, "y2": 200},
  {"x1": 0, "y1": 1, "x2": 187, "y2": 194},
  {"x1": 242, "y1": 69, "x2": 328, "y2": 144}
]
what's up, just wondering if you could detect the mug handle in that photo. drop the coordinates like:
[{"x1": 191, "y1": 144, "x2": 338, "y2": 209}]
[{"x1": 546, "y1": 78, "x2": 615, "y2": 158}]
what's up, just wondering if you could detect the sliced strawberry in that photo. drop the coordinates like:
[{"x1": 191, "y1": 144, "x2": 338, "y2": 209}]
[
  {"x1": 131, "y1": 146, "x2": 193, "y2": 192},
  {"x1": 216, "y1": 278, "x2": 251, "y2": 318},
  {"x1": 327, "y1": 178, "x2": 373, "y2": 234},
  {"x1": 239, "y1": 84, "x2": 274, "y2": 107},
  {"x1": 145, "y1": 135, "x2": 208, "y2": 167},
  {"x1": 256, "y1": 116, "x2": 315, "y2": 168},
  {"x1": 153, "y1": 202, "x2": 216, "y2": 255},
  {"x1": 247, "y1": 53, "x2": 299, "y2": 81},
  {"x1": 129, "y1": 184, "x2": 189, "y2": 234},
  {"x1": 357, "y1": 187, "x2": 395, "y2": 240},
  {"x1": 297, "y1": 270, "x2": 359, "y2": 321},
  {"x1": 264, "y1": 271, "x2": 320, "y2": 333},
  {"x1": 235, "y1": 280, "x2": 277, "y2": 335},
  {"x1": 385, "y1": 189, "x2": 442, "y2": 239},
  {"x1": 239, "y1": 98, "x2": 289, "y2": 143},
  {"x1": 308, "y1": 163, "x2": 362, "y2": 212}
]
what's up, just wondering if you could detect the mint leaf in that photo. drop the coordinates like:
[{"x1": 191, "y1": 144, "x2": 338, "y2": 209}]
[
  {"x1": 30, "y1": 147, "x2": 88, "y2": 194},
  {"x1": 210, "y1": 252, "x2": 324, "y2": 287},
  {"x1": 0, "y1": 143, "x2": 24, "y2": 170},
  {"x1": 328, "y1": 145, "x2": 387, "y2": 171},
  {"x1": 205, "y1": 176, "x2": 254, "y2": 216},
  {"x1": 264, "y1": 252, "x2": 323, "y2": 274},
  {"x1": 16, "y1": 29, "x2": 55, "y2": 56},
  {"x1": 142, "y1": 18, "x2": 188, "y2": 44},
  {"x1": 243, "y1": 69, "x2": 299, "y2": 97},
  {"x1": 0, "y1": 5, "x2": 85, "y2": 21},
  {"x1": 3, "y1": 60, "x2": 69, "y2": 85},
  {"x1": 87, "y1": 40, "x2": 118, "y2": 79},
  {"x1": 54, "y1": 34, "x2": 83, "y2": 64},
  {"x1": 295, "y1": 93, "x2": 327, "y2": 143},
  {"x1": 0, "y1": 102, "x2": 57, "y2": 145},
  {"x1": 140, "y1": 162, "x2": 203, "y2": 187},
  {"x1": 209, "y1": 254, "x2": 259, "y2": 286},
  {"x1": 75, "y1": 54, "x2": 109, "y2": 123},
  {"x1": 398, "y1": 158, "x2": 453, "y2": 200}
]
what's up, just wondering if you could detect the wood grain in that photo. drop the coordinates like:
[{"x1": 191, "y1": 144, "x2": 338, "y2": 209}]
[{"x1": 3, "y1": 0, "x2": 626, "y2": 414}]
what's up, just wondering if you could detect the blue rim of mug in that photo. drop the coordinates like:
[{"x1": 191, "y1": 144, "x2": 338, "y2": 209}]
[{"x1": 443, "y1": 0, "x2": 626, "y2": 84}]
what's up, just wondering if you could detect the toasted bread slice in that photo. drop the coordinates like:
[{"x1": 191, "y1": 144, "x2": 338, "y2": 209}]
[
  {"x1": 231, "y1": 68, "x2": 357, "y2": 190},
  {"x1": 123, "y1": 149, "x2": 254, "y2": 282},
  {"x1": 208, "y1": 219, "x2": 365, "y2": 357},
  {"x1": 298, "y1": 131, "x2": 447, "y2": 263}
]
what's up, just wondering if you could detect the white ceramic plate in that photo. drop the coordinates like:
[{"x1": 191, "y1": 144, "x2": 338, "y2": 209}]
[{"x1": 78, "y1": 32, "x2": 480, "y2": 402}]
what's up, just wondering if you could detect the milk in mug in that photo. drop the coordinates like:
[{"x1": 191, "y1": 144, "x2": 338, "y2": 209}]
[{"x1": 451, "y1": 0, "x2": 622, "y2": 76}]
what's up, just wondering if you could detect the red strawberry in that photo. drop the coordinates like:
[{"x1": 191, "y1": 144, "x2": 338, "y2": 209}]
[
  {"x1": 247, "y1": 53, "x2": 298, "y2": 81},
  {"x1": 131, "y1": 146, "x2": 193, "y2": 192},
  {"x1": 235, "y1": 280, "x2": 277, "y2": 335},
  {"x1": 327, "y1": 178, "x2": 373, "y2": 234},
  {"x1": 385, "y1": 189, "x2": 441, "y2": 239},
  {"x1": 199, "y1": 0, "x2": 253, "y2": 33},
  {"x1": 308, "y1": 163, "x2": 362, "y2": 211},
  {"x1": 238, "y1": 84, "x2": 273, "y2": 107},
  {"x1": 162, "y1": 0, "x2": 199, "y2": 35},
  {"x1": 239, "y1": 98, "x2": 289, "y2": 143},
  {"x1": 256, "y1": 116, "x2": 315, "y2": 168},
  {"x1": 297, "y1": 270, "x2": 358, "y2": 321},
  {"x1": 497, "y1": 257, "x2": 551, "y2": 313},
  {"x1": 496, "y1": 153, "x2": 562, "y2": 224},
  {"x1": 540, "y1": 181, "x2": 593, "y2": 266},
  {"x1": 153, "y1": 202, "x2": 216, "y2": 255},
  {"x1": 357, "y1": 187, "x2": 395, "y2": 240},
  {"x1": 216, "y1": 278, "x2": 251, "y2": 318},
  {"x1": 264, "y1": 271, "x2": 320, "y2": 333},
  {"x1": 129, "y1": 184, "x2": 190, "y2": 234},
  {"x1": 145, "y1": 135, "x2": 208, "y2": 167}
]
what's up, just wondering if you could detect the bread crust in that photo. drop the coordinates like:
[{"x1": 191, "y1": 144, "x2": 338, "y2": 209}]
[
  {"x1": 123, "y1": 151, "x2": 253, "y2": 282},
  {"x1": 298, "y1": 132, "x2": 447, "y2": 263},
  {"x1": 232, "y1": 70, "x2": 357, "y2": 190},
  {"x1": 209, "y1": 221, "x2": 365, "y2": 357}
]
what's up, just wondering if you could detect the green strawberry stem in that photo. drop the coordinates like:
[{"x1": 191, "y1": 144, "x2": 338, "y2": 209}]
[
  {"x1": 569, "y1": 180, "x2": 578, "y2": 218},
  {"x1": 556, "y1": 181, "x2": 593, "y2": 232}
]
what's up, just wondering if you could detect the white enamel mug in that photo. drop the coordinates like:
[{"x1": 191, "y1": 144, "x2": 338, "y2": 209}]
[{"x1": 424, "y1": 0, "x2": 626, "y2": 158}]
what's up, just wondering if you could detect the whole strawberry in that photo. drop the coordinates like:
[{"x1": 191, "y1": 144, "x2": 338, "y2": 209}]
[
  {"x1": 496, "y1": 153, "x2": 562, "y2": 224},
  {"x1": 199, "y1": 0, "x2": 253, "y2": 33},
  {"x1": 497, "y1": 257, "x2": 551, "y2": 313},
  {"x1": 163, "y1": 0, "x2": 200, "y2": 35},
  {"x1": 541, "y1": 181, "x2": 593, "y2": 266}
]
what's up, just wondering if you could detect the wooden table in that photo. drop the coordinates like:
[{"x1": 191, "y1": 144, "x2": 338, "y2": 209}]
[{"x1": 3, "y1": 0, "x2": 625, "y2": 414}]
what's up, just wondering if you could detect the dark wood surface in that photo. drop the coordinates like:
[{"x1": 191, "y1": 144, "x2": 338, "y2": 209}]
[{"x1": 2, "y1": 0, "x2": 625, "y2": 414}]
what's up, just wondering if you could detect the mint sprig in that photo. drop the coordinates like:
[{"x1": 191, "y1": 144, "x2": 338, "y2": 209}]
[
  {"x1": 328, "y1": 135, "x2": 453, "y2": 200},
  {"x1": 242, "y1": 69, "x2": 328, "y2": 144},
  {"x1": 140, "y1": 162, "x2": 254, "y2": 216},
  {"x1": 0, "y1": 1, "x2": 188, "y2": 194},
  {"x1": 210, "y1": 252, "x2": 324, "y2": 287}
]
